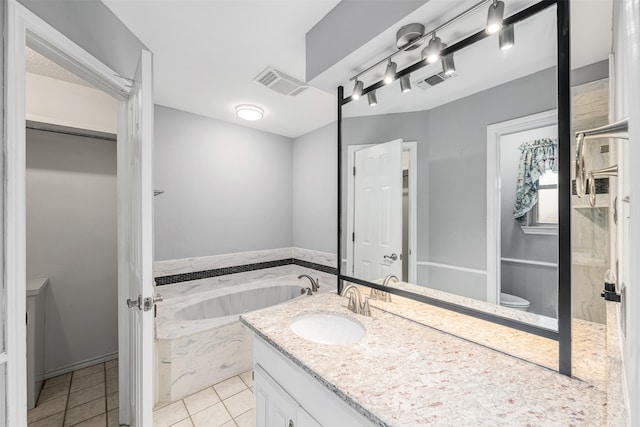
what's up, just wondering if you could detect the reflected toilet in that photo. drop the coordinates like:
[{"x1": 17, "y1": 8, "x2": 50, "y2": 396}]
[{"x1": 500, "y1": 292, "x2": 531, "y2": 311}]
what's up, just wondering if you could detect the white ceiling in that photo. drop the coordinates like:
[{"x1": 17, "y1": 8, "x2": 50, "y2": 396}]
[
  {"x1": 26, "y1": 47, "x2": 95, "y2": 88},
  {"x1": 101, "y1": 0, "x2": 340, "y2": 138},
  {"x1": 99, "y1": 0, "x2": 612, "y2": 138}
]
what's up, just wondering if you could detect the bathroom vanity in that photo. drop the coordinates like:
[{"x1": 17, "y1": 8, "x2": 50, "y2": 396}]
[{"x1": 241, "y1": 292, "x2": 606, "y2": 426}]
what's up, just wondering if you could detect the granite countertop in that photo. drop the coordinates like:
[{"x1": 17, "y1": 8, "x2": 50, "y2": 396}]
[{"x1": 241, "y1": 292, "x2": 606, "y2": 426}]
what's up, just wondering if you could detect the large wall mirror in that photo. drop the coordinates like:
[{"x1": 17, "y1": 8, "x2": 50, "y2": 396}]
[{"x1": 338, "y1": 0, "x2": 571, "y2": 372}]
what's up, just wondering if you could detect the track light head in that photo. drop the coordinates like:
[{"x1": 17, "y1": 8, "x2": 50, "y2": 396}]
[
  {"x1": 352, "y1": 80, "x2": 364, "y2": 100},
  {"x1": 367, "y1": 91, "x2": 378, "y2": 107},
  {"x1": 486, "y1": 0, "x2": 505, "y2": 34},
  {"x1": 400, "y1": 75, "x2": 412, "y2": 93},
  {"x1": 440, "y1": 44, "x2": 456, "y2": 75},
  {"x1": 384, "y1": 61, "x2": 398, "y2": 84},
  {"x1": 499, "y1": 24, "x2": 515, "y2": 50},
  {"x1": 422, "y1": 34, "x2": 442, "y2": 64}
]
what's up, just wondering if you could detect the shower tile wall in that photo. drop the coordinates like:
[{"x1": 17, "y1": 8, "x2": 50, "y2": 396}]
[{"x1": 571, "y1": 78, "x2": 611, "y2": 324}]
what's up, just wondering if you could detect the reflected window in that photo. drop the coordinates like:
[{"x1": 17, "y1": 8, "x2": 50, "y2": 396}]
[{"x1": 535, "y1": 170, "x2": 558, "y2": 224}]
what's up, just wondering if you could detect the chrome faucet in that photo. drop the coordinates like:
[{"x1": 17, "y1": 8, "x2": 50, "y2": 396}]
[
  {"x1": 370, "y1": 274, "x2": 398, "y2": 302},
  {"x1": 341, "y1": 285, "x2": 371, "y2": 316},
  {"x1": 298, "y1": 275, "x2": 319, "y2": 292}
]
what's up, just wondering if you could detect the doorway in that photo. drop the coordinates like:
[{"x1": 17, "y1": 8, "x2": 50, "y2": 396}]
[{"x1": 3, "y1": 3, "x2": 154, "y2": 425}]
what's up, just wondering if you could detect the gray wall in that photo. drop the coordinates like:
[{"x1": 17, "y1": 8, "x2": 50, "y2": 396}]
[
  {"x1": 305, "y1": 0, "x2": 426, "y2": 82},
  {"x1": 292, "y1": 122, "x2": 337, "y2": 253},
  {"x1": 154, "y1": 106, "x2": 294, "y2": 261},
  {"x1": 18, "y1": 0, "x2": 146, "y2": 79},
  {"x1": 26, "y1": 129, "x2": 118, "y2": 375}
]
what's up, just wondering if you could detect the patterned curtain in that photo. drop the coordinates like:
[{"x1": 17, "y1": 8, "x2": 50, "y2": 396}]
[{"x1": 513, "y1": 138, "x2": 558, "y2": 222}]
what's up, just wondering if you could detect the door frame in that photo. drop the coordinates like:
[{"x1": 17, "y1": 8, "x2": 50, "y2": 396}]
[
  {"x1": 346, "y1": 141, "x2": 417, "y2": 283},
  {"x1": 485, "y1": 109, "x2": 558, "y2": 306},
  {"x1": 4, "y1": 2, "x2": 138, "y2": 424}
]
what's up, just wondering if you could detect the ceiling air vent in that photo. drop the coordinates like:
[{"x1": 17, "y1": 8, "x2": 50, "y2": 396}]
[
  {"x1": 415, "y1": 71, "x2": 457, "y2": 90},
  {"x1": 254, "y1": 66, "x2": 309, "y2": 96}
]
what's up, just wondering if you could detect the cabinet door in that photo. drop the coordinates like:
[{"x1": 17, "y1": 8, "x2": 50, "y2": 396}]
[
  {"x1": 297, "y1": 406, "x2": 322, "y2": 427},
  {"x1": 255, "y1": 365, "x2": 297, "y2": 427}
]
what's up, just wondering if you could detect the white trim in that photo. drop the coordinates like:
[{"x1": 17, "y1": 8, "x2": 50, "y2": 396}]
[
  {"x1": 0, "y1": 353, "x2": 7, "y2": 365},
  {"x1": 500, "y1": 257, "x2": 557, "y2": 268},
  {"x1": 346, "y1": 142, "x2": 418, "y2": 282},
  {"x1": 520, "y1": 225, "x2": 558, "y2": 235},
  {"x1": 416, "y1": 261, "x2": 487, "y2": 276},
  {"x1": 44, "y1": 352, "x2": 118, "y2": 380},
  {"x1": 486, "y1": 109, "x2": 558, "y2": 306}
]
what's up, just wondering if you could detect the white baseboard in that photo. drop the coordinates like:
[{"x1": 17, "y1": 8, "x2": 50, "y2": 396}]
[{"x1": 44, "y1": 351, "x2": 118, "y2": 379}]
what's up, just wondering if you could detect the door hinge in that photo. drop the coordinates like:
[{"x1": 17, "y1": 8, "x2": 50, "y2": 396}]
[
  {"x1": 352, "y1": 232, "x2": 355, "y2": 242},
  {"x1": 353, "y1": 166, "x2": 356, "y2": 176}
]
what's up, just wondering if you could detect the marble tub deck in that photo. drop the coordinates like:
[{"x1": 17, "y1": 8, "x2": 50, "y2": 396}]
[{"x1": 241, "y1": 292, "x2": 606, "y2": 426}]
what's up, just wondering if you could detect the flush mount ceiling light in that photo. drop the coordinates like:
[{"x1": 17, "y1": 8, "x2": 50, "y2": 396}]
[
  {"x1": 400, "y1": 75, "x2": 412, "y2": 93},
  {"x1": 384, "y1": 61, "x2": 398, "y2": 84},
  {"x1": 396, "y1": 23, "x2": 425, "y2": 51},
  {"x1": 499, "y1": 24, "x2": 515, "y2": 50},
  {"x1": 352, "y1": 80, "x2": 364, "y2": 100},
  {"x1": 423, "y1": 34, "x2": 442, "y2": 64},
  {"x1": 368, "y1": 91, "x2": 378, "y2": 107},
  {"x1": 440, "y1": 44, "x2": 456, "y2": 75},
  {"x1": 235, "y1": 104, "x2": 264, "y2": 121},
  {"x1": 486, "y1": 0, "x2": 505, "y2": 34}
]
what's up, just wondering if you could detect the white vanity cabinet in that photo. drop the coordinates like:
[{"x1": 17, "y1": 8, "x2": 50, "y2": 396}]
[{"x1": 254, "y1": 337, "x2": 376, "y2": 427}]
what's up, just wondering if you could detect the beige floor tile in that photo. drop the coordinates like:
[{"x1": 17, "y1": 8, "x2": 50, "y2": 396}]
[
  {"x1": 219, "y1": 421, "x2": 236, "y2": 427},
  {"x1": 68, "y1": 383, "x2": 106, "y2": 409},
  {"x1": 213, "y1": 377, "x2": 247, "y2": 400},
  {"x1": 190, "y1": 402, "x2": 232, "y2": 427},
  {"x1": 222, "y1": 389, "x2": 253, "y2": 418},
  {"x1": 43, "y1": 374, "x2": 72, "y2": 390},
  {"x1": 27, "y1": 395, "x2": 67, "y2": 423},
  {"x1": 152, "y1": 400, "x2": 189, "y2": 427},
  {"x1": 238, "y1": 371, "x2": 253, "y2": 388},
  {"x1": 72, "y1": 413, "x2": 106, "y2": 427},
  {"x1": 107, "y1": 409, "x2": 119, "y2": 427},
  {"x1": 64, "y1": 397, "x2": 106, "y2": 426},
  {"x1": 105, "y1": 375, "x2": 118, "y2": 395},
  {"x1": 37, "y1": 381, "x2": 69, "y2": 405},
  {"x1": 73, "y1": 364, "x2": 104, "y2": 380},
  {"x1": 70, "y1": 372, "x2": 105, "y2": 393},
  {"x1": 27, "y1": 411, "x2": 65, "y2": 427},
  {"x1": 104, "y1": 358, "x2": 118, "y2": 370},
  {"x1": 234, "y1": 409, "x2": 255, "y2": 427},
  {"x1": 184, "y1": 387, "x2": 220, "y2": 416},
  {"x1": 171, "y1": 418, "x2": 195, "y2": 427},
  {"x1": 106, "y1": 392, "x2": 119, "y2": 411}
]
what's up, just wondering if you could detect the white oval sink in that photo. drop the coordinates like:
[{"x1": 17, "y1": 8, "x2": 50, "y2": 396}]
[{"x1": 289, "y1": 313, "x2": 366, "y2": 345}]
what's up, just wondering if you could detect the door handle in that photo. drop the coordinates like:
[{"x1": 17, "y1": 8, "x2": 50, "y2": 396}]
[
  {"x1": 127, "y1": 294, "x2": 163, "y2": 311},
  {"x1": 384, "y1": 253, "x2": 398, "y2": 261}
]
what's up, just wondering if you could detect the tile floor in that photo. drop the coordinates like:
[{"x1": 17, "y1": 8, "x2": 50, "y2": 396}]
[
  {"x1": 27, "y1": 358, "x2": 119, "y2": 426},
  {"x1": 153, "y1": 370, "x2": 255, "y2": 427},
  {"x1": 27, "y1": 360, "x2": 255, "y2": 427}
]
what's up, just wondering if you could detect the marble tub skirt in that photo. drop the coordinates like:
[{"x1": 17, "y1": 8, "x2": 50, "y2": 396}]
[{"x1": 155, "y1": 277, "x2": 306, "y2": 403}]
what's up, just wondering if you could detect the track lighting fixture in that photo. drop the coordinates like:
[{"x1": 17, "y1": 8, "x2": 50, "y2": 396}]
[
  {"x1": 384, "y1": 61, "x2": 398, "y2": 84},
  {"x1": 440, "y1": 44, "x2": 456, "y2": 75},
  {"x1": 499, "y1": 24, "x2": 515, "y2": 50},
  {"x1": 486, "y1": 0, "x2": 505, "y2": 34},
  {"x1": 400, "y1": 75, "x2": 412, "y2": 93},
  {"x1": 423, "y1": 34, "x2": 442, "y2": 64},
  {"x1": 352, "y1": 80, "x2": 364, "y2": 100},
  {"x1": 368, "y1": 91, "x2": 378, "y2": 107}
]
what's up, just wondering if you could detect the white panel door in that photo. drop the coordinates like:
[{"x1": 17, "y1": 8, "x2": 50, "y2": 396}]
[
  {"x1": 353, "y1": 139, "x2": 403, "y2": 281},
  {"x1": 118, "y1": 49, "x2": 154, "y2": 427}
]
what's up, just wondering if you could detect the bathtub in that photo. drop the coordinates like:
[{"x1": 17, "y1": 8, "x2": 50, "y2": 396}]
[{"x1": 155, "y1": 277, "x2": 307, "y2": 403}]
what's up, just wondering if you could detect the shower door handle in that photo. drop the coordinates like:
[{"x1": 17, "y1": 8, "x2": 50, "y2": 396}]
[{"x1": 126, "y1": 295, "x2": 142, "y2": 310}]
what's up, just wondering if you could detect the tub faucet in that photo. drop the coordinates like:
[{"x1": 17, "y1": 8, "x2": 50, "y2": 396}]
[
  {"x1": 370, "y1": 274, "x2": 398, "y2": 302},
  {"x1": 298, "y1": 275, "x2": 319, "y2": 292},
  {"x1": 341, "y1": 285, "x2": 370, "y2": 316}
]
